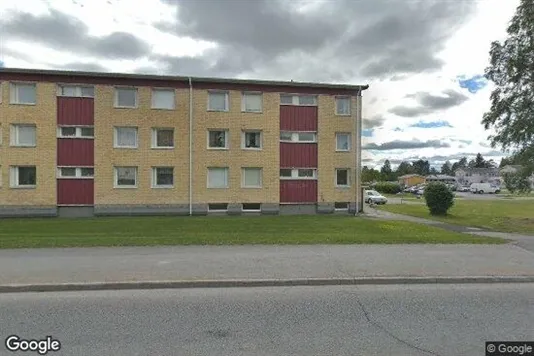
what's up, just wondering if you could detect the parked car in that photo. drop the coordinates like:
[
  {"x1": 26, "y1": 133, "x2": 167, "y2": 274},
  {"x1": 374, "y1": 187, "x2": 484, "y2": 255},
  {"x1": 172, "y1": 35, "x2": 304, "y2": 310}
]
[
  {"x1": 364, "y1": 190, "x2": 388, "y2": 205},
  {"x1": 458, "y1": 186, "x2": 470, "y2": 192},
  {"x1": 470, "y1": 183, "x2": 500, "y2": 194}
]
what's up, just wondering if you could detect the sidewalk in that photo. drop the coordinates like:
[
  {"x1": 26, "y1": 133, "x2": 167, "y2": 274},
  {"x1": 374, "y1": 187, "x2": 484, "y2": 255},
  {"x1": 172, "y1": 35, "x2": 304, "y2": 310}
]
[{"x1": 1, "y1": 244, "x2": 534, "y2": 292}]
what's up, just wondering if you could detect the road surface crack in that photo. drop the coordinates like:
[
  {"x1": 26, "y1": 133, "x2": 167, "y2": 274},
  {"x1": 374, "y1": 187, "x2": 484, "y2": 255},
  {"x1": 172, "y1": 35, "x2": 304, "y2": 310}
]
[{"x1": 356, "y1": 299, "x2": 442, "y2": 356}]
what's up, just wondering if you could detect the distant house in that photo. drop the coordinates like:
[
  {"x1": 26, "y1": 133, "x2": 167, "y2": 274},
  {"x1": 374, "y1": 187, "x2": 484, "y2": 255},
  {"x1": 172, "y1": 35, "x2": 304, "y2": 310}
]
[
  {"x1": 425, "y1": 174, "x2": 456, "y2": 184},
  {"x1": 397, "y1": 174, "x2": 426, "y2": 187},
  {"x1": 455, "y1": 168, "x2": 500, "y2": 186}
]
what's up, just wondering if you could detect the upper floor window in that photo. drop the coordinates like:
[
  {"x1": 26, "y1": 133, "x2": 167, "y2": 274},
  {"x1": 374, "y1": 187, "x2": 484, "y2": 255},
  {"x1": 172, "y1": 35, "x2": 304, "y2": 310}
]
[
  {"x1": 335, "y1": 96, "x2": 351, "y2": 115},
  {"x1": 58, "y1": 126, "x2": 94, "y2": 138},
  {"x1": 115, "y1": 87, "x2": 137, "y2": 108},
  {"x1": 10, "y1": 166, "x2": 36, "y2": 188},
  {"x1": 242, "y1": 131, "x2": 262, "y2": 150},
  {"x1": 208, "y1": 91, "x2": 229, "y2": 112},
  {"x1": 241, "y1": 92, "x2": 262, "y2": 112},
  {"x1": 10, "y1": 125, "x2": 36, "y2": 147},
  {"x1": 208, "y1": 130, "x2": 229, "y2": 149},
  {"x1": 152, "y1": 128, "x2": 174, "y2": 148},
  {"x1": 336, "y1": 133, "x2": 351, "y2": 151},
  {"x1": 279, "y1": 168, "x2": 318, "y2": 180},
  {"x1": 280, "y1": 131, "x2": 317, "y2": 143},
  {"x1": 114, "y1": 127, "x2": 138, "y2": 148},
  {"x1": 58, "y1": 85, "x2": 94, "y2": 98},
  {"x1": 10, "y1": 83, "x2": 36, "y2": 105},
  {"x1": 280, "y1": 94, "x2": 317, "y2": 106},
  {"x1": 151, "y1": 88, "x2": 175, "y2": 110}
]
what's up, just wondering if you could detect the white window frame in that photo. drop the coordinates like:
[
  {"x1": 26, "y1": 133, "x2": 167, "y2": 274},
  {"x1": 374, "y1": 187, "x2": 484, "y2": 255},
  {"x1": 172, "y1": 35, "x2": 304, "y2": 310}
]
[
  {"x1": 57, "y1": 167, "x2": 94, "y2": 179},
  {"x1": 10, "y1": 166, "x2": 37, "y2": 188},
  {"x1": 279, "y1": 131, "x2": 317, "y2": 143},
  {"x1": 335, "y1": 168, "x2": 351, "y2": 187},
  {"x1": 242, "y1": 203, "x2": 261, "y2": 212},
  {"x1": 279, "y1": 168, "x2": 318, "y2": 180},
  {"x1": 114, "y1": 127, "x2": 138, "y2": 149},
  {"x1": 114, "y1": 166, "x2": 138, "y2": 188},
  {"x1": 10, "y1": 124, "x2": 37, "y2": 147},
  {"x1": 207, "y1": 130, "x2": 229, "y2": 149},
  {"x1": 57, "y1": 126, "x2": 95, "y2": 139},
  {"x1": 10, "y1": 82, "x2": 37, "y2": 105},
  {"x1": 151, "y1": 88, "x2": 176, "y2": 110},
  {"x1": 208, "y1": 203, "x2": 229, "y2": 212},
  {"x1": 57, "y1": 84, "x2": 95, "y2": 98},
  {"x1": 207, "y1": 167, "x2": 229, "y2": 188},
  {"x1": 241, "y1": 167, "x2": 263, "y2": 188},
  {"x1": 241, "y1": 92, "x2": 263, "y2": 113},
  {"x1": 336, "y1": 133, "x2": 351, "y2": 151},
  {"x1": 241, "y1": 130, "x2": 262, "y2": 150},
  {"x1": 114, "y1": 87, "x2": 138, "y2": 108},
  {"x1": 335, "y1": 96, "x2": 351, "y2": 116},
  {"x1": 334, "y1": 202, "x2": 349, "y2": 211},
  {"x1": 151, "y1": 128, "x2": 175, "y2": 149},
  {"x1": 152, "y1": 167, "x2": 174, "y2": 188},
  {"x1": 207, "y1": 91, "x2": 229, "y2": 112},
  {"x1": 280, "y1": 94, "x2": 317, "y2": 106}
]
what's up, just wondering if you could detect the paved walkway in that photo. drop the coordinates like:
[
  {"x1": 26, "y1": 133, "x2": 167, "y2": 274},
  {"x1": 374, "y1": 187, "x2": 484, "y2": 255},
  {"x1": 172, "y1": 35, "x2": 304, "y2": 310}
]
[
  {"x1": 363, "y1": 206, "x2": 534, "y2": 252},
  {"x1": 1, "y1": 244, "x2": 534, "y2": 286}
]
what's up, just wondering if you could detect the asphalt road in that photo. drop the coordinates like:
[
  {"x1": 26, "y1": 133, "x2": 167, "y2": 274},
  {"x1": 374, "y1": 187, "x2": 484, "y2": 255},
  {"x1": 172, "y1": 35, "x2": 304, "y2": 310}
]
[{"x1": 1, "y1": 284, "x2": 533, "y2": 356}]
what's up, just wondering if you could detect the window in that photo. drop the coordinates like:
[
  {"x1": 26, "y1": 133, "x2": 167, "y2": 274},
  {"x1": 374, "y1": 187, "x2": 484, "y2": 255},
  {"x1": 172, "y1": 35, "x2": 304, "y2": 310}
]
[
  {"x1": 114, "y1": 167, "x2": 137, "y2": 188},
  {"x1": 242, "y1": 203, "x2": 261, "y2": 212},
  {"x1": 208, "y1": 91, "x2": 228, "y2": 111},
  {"x1": 115, "y1": 87, "x2": 137, "y2": 108},
  {"x1": 242, "y1": 131, "x2": 262, "y2": 149},
  {"x1": 152, "y1": 89, "x2": 175, "y2": 110},
  {"x1": 242, "y1": 92, "x2": 262, "y2": 112},
  {"x1": 10, "y1": 166, "x2": 36, "y2": 188},
  {"x1": 280, "y1": 168, "x2": 317, "y2": 179},
  {"x1": 279, "y1": 131, "x2": 317, "y2": 143},
  {"x1": 10, "y1": 125, "x2": 36, "y2": 147},
  {"x1": 58, "y1": 126, "x2": 94, "y2": 138},
  {"x1": 336, "y1": 169, "x2": 350, "y2": 187},
  {"x1": 57, "y1": 167, "x2": 94, "y2": 178},
  {"x1": 336, "y1": 133, "x2": 351, "y2": 151},
  {"x1": 152, "y1": 167, "x2": 174, "y2": 188},
  {"x1": 58, "y1": 85, "x2": 94, "y2": 98},
  {"x1": 114, "y1": 127, "x2": 138, "y2": 148},
  {"x1": 10, "y1": 83, "x2": 36, "y2": 105},
  {"x1": 208, "y1": 203, "x2": 228, "y2": 212},
  {"x1": 152, "y1": 128, "x2": 174, "y2": 148},
  {"x1": 279, "y1": 94, "x2": 317, "y2": 106},
  {"x1": 242, "y1": 168, "x2": 262, "y2": 188},
  {"x1": 336, "y1": 96, "x2": 351, "y2": 115},
  {"x1": 207, "y1": 167, "x2": 229, "y2": 188},
  {"x1": 334, "y1": 202, "x2": 349, "y2": 210},
  {"x1": 208, "y1": 130, "x2": 228, "y2": 149}
]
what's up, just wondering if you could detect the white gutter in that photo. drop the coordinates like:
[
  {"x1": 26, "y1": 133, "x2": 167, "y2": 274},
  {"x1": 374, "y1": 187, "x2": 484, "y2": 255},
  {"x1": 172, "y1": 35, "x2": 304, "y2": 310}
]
[
  {"x1": 189, "y1": 77, "x2": 193, "y2": 216},
  {"x1": 355, "y1": 89, "x2": 363, "y2": 215}
]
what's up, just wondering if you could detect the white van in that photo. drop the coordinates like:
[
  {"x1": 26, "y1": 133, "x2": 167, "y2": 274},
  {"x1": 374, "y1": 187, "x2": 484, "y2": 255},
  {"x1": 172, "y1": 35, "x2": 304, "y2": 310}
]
[{"x1": 470, "y1": 183, "x2": 500, "y2": 194}]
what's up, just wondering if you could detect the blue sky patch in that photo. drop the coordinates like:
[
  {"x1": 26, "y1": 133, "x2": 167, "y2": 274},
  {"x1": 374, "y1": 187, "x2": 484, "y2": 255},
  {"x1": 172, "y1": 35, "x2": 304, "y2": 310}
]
[
  {"x1": 0, "y1": 60, "x2": 4, "y2": 67},
  {"x1": 410, "y1": 120, "x2": 453, "y2": 129},
  {"x1": 362, "y1": 129, "x2": 374, "y2": 137},
  {"x1": 458, "y1": 74, "x2": 487, "y2": 94}
]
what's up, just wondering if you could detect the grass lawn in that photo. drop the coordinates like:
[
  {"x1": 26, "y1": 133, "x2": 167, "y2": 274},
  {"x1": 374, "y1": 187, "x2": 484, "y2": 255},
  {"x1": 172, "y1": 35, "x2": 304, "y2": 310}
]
[
  {"x1": 379, "y1": 199, "x2": 534, "y2": 234},
  {"x1": 0, "y1": 215, "x2": 503, "y2": 249}
]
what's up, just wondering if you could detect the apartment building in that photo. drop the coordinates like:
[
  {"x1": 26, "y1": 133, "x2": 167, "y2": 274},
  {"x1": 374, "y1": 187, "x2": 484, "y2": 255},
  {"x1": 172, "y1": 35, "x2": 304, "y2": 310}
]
[{"x1": 0, "y1": 68, "x2": 368, "y2": 217}]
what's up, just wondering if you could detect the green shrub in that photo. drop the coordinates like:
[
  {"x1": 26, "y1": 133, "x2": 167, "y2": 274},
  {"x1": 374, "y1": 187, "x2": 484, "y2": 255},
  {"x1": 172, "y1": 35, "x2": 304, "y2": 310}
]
[
  {"x1": 423, "y1": 182, "x2": 454, "y2": 216},
  {"x1": 374, "y1": 182, "x2": 402, "y2": 194}
]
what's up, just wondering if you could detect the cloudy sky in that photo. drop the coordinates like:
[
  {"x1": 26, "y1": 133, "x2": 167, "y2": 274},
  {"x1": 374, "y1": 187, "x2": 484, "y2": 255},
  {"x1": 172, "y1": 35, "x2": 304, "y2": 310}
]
[{"x1": 0, "y1": 0, "x2": 519, "y2": 169}]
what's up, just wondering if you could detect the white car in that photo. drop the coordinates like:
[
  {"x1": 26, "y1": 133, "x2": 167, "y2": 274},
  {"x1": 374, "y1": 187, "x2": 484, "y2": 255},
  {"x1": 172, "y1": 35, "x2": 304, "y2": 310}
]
[
  {"x1": 364, "y1": 190, "x2": 388, "y2": 205},
  {"x1": 470, "y1": 183, "x2": 500, "y2": 194}
]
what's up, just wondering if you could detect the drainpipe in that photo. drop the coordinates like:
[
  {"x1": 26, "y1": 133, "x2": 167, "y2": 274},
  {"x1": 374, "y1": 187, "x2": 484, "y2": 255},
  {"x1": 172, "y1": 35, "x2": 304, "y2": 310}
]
[
  {"x1": 355, "y1": 88, "x2": 363, "y2": 215},
  {"x1": 189, "y1": 77, "x2": 193, "y2": 216}
]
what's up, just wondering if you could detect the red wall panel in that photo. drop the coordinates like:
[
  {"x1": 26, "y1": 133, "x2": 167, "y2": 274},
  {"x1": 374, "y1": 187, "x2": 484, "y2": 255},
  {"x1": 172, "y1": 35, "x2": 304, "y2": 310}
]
[
  {"x1": 57, "y1": 97, "x2": 94, "y2": 125},
  {"x1": 280, "y1": 180, "x2": 318, "y2": 203},
  {"x1": 280, "y1": 143, "x2": 318, "y2": 168},
  {"x1": 57, "y1": 179, "x2": 94, "y2": 205},
  {"x1": 57, "y1": 139, "x2": 94, "y2": 166},
  {"x1": 280, "y1": 106, "x2": 318, "y2": 131}
]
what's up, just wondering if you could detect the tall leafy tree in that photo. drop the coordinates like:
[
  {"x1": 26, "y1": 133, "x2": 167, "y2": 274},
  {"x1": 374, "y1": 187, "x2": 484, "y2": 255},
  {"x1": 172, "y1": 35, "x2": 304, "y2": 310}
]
[
  {"x1": 396, "y1": 161, "x2": 414, "y2": 176},
  {"x1": 441, "y1": 161, "x2": 452, "y2": 175},
  {"x1": 412, "y1": 159, "x2": 430, "y2": 176},
  {"x1": 474, "y1": 153, "x2": 486, "y2": 168},
  {"x1": 482, "y1": 0, "x2": 534, "y2": 175},
  {"x1": 380, "y1": 160, "x2": 393, "y2": 180}
]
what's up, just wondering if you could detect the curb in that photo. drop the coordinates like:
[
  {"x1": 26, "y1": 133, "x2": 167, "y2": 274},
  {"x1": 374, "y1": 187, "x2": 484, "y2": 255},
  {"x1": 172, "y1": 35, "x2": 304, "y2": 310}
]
[{"x1": 1, "y1": 276, "x2": 534, "y2": 293}]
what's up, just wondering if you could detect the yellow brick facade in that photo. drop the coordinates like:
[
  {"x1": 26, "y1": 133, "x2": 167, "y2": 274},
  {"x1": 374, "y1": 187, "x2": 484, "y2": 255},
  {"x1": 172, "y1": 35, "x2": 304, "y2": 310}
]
[
  {"x1": 0, "y1": 70, "x2": 365, "y2": 214},
  {"x1": 0, "y1": 81, "x2": 57, "y2": 206}
]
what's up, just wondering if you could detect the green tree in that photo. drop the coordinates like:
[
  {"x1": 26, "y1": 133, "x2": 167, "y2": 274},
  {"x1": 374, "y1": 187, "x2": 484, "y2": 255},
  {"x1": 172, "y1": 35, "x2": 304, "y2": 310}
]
[
  {"x1": 380, "y1": 160, "x2": 393, "y2": 181},
  {"x1": 482, "y1": 0, "x2": 534, "y2": 168},
  {"x1": 503, "y1": 171, "x2": 532, "y2": 194},
  {"x1": 361, "y1": 166, "x2": 382, "y2": 183},
  {"x1": 396, "y1": 161, "x2": 414, "y2": 176},
  {"x1": 424, "y1": 182, "x2": 454, "y2": 216},
  {"x1": 429, "y1": 167, "x2": 438, "y2": 175},
  {"x1": 474, "y1": 153, "x2": 486, "y2": 168},
  {"x1": 412, "y1": 159, "x2": 430, "y2": 176},
  {"x1": 441, "y1": 161, "x2": 452, "y2": 175}
]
